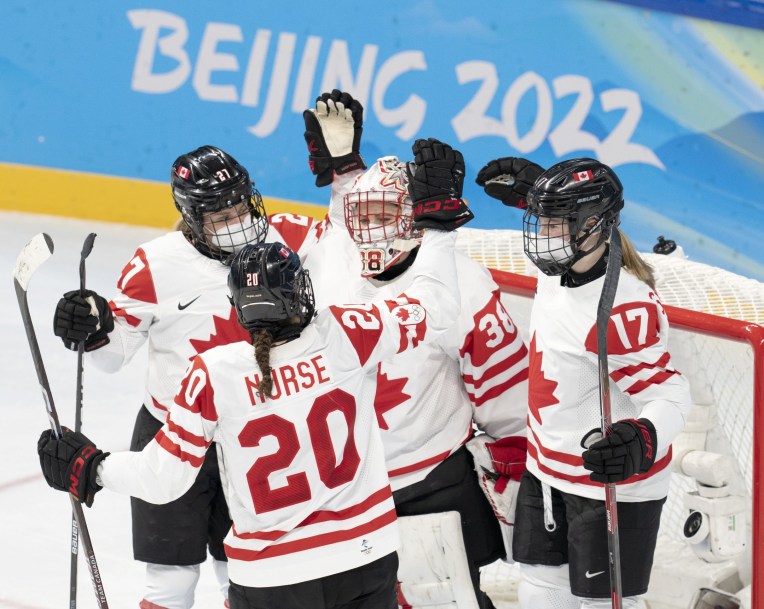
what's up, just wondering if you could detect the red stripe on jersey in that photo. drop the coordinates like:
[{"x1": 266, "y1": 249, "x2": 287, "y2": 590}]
[
  {"x1": 151, "y1": 397, "x2": 169, "y2": 413},
  {"x1": 388, "y1": 427, "x2": 472, "y2": 478},
  {"x1": 527, "y1": 440, "x2": 672, "y2": 486},
  {"x1": 155, "y1": 429, "x2": 205, "y2": 467},
  {"x1": 117, "y1": 248, "x2": 158, "y2": 304},
  {"x1": 166, "y1": 416, "x2": 209, "y2": 448},
  {"x1": 623, "y1": 369, "x2": 679, "y2": 395},
  {"x1": 232, "y1": 524, "x2": 287, "y2": 541},
  {"x1": 110, "y1": 301, "x2": 142, "y2": 327},
  {"x1": 610, "y1": 352, "x2": 671, "y2": 383},
  {"x1": 467, "y1": 368, "x2": 529, "y2": 407},
  {"x1": 462, "y1": 343, "x2": 528, "y2": 388},
  {"x1": 301, "y1": 486, "x2": 392, "y2": 526},
  {"x1": 528, "y1": 424, "x2": 583, "y2": 467},
  {"x1": 224, "y1": 508, "x2": 397, "y2": 561}
]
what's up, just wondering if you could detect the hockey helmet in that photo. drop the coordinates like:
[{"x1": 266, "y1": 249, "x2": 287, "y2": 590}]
[
  {"x1": 171, "y1": 145, "x2": 268, "y2": 263},
  {"x1": 523, "y1": 158, "x2": 623, "y2": 275},
  {"x1": 343, "y1": 156, "x2": 423, "y2": 278},
  {"x1": 228, "y1": 242, "x2": 316, "y2": 343}
]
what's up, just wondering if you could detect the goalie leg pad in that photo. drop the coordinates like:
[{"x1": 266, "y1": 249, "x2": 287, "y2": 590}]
[
  {"x1": 142, "y1": 563, "x2": 200, "y2": 609},
  {"x1": 396, "y1": 512, "x2": 480, "y2": 609},
  {"x1": 517, "y1": 563, "x2": 578, "y2": 609}
]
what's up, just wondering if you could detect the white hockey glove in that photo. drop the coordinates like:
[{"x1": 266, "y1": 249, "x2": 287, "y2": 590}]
[
  {"x1": 303, "y1": 89, "x2": 365, "y2": 187},
  {"x1": 466, "y1": 434, "x2": 527, "y2": 563}
]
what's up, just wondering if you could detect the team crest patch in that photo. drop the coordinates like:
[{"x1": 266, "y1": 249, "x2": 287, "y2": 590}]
[{"x1": 392, "y1": 303, "x2": 425, "y2": 325}]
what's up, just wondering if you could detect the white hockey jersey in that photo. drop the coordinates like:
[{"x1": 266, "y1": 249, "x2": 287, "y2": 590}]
[
  {"x1": 527, "y1": 269, "x2": 692, "y2": 502},
  {"x1": 302, "y1": 173, "x2": 529, "y2": 490},
  {"x1": 89, "y1": 214, "x2": 319, "y2": 422},
  {"x1": 98, "y1": 231, "x2": 459, "y2": 587}
]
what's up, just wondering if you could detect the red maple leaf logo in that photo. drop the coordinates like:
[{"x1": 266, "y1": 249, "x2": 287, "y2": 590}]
[
  {"x1": 373, "y1": 367, "x2": 411, "y2": 430},
  {"x1": 189, "y1": 307, "x2": 251, "y2": 358},
  {"x1": 528, "y1": 334, "x2": 559, "y2": 425},
  {"x1": 396, "y1": 308, "x2": 410, "y2": 322}
]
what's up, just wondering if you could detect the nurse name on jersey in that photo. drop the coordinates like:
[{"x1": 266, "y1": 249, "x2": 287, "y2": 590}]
[{"x1": 245, "y1": 354, "x2": 332, "y2": 406}]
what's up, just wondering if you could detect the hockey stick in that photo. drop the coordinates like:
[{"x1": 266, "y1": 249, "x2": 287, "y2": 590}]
[
  {"x1": 596, "y1": 229, "x2": 623, "y2": 608},
  {"x1": 71, "y1": 232, "x2": 97, "y2": 609},
  {"x1": 13, "y1": 233, "x2": 109, "y2": 609}
]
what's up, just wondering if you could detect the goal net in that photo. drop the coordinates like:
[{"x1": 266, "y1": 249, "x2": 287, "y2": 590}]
[{"x1": 455, "y1": 228, "x2": 764, "y2": 609}]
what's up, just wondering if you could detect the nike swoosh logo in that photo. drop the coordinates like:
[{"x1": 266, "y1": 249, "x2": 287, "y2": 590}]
[
  {"x1": 178, "y1": 296, "x2": 201, "y2": 310},
  {"x1": 585, "y1": 570, "x2": 605, "y2": 579}
]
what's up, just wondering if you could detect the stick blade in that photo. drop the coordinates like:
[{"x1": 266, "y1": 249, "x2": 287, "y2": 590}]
[
  {"x1": 81, "y1": 232, "x2": 97, "y2": 259},
  {"x1": 13, "y1": 233, "x2": 54, "y2": 291}
]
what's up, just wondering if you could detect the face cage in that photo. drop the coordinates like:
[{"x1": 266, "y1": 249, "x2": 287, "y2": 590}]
[
  {"x1": 181, "y1": 187, "x2": 268, "y2": 263},
  {"x1": 343, "y1": 191, "x2": 422, "y2": 277},
  {"x1": 522, "y1": 209, "x2": 611, "y2": 276}
]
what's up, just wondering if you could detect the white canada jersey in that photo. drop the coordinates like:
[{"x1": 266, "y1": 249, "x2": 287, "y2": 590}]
[
  {"x1": 89, "y1": 215, "x2": 318, "y2": 422},
  {"x1": 99, "y1": 231, "x2": 459, "y2": 586},
  {"x1": 527, "y1": 270, "x2": 692, "y2": 502}
]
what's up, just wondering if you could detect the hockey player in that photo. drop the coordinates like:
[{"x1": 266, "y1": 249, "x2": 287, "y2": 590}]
[
  {"x1": 37, "y1": 141, "x2": 473, "y2": 609},
  {"x1": 300, "y1": 91, "x2": 529, "y2": 609},
  {"x1": 51, "y1": 145, "x2": 319, "y2": 609},
  {"x1": 477, "y1": 157, "x2": 693, "y2": 608}
]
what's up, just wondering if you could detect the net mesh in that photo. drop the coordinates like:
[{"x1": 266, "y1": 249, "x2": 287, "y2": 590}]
[{"x1": 454, "y1": 228, "x2": 764, "y2": 605}]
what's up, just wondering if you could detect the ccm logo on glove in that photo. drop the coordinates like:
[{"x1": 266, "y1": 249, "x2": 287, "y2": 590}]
[{"x1": 69, "y1": 445, "x2": 97, "y2": 498}]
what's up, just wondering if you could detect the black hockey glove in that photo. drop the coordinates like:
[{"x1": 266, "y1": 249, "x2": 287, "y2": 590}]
[
  {"x1": 303, "y1": 89, "x2": 366, "y2": 187},
  {"x1": 407, "y1": 138, "x2": 474, "y2": 232},
  {"x1": 37, "y1": 428, "x2": 109, "y2": 507},
  {"x1": 53, "y1": 289, "x2": 113, "y2": 352},
  {"x1": 475, "y1": 157, "x2": 545, "y2": 209},
  {"x1": 581, "y1": 418, "x2": 657, "y2": 483}
]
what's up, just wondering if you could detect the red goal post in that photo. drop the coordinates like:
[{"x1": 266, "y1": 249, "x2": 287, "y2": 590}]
[{"x1": 456, "y1": 228, "x2": 764, "y2": 607}]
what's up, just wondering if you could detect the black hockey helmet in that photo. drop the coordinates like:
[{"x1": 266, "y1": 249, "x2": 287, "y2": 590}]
[
  {"x1": 171, "y1": 145, "x2": 268, "y2": 263},
  {"x1": 228, "y1": 242, "x2": 316, "y2": 343},
  {"x1": 523, "y1": 158, "x2": 623, "y2": 275}
]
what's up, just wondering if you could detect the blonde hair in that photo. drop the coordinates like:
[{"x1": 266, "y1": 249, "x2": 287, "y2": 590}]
[
  {"x1": 253, "y1": 330, "x2": 275, "y2": 400},
  {"x1": 618, "y1": 230, "x2": 655, "y2": 291},
  {"x1": 173, "y1": 216, "x2": 186, "y2": 232}
]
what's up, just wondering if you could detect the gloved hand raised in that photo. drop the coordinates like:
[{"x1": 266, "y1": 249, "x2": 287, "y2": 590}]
[
  {"x1": 407, "y1": 138, "x2": 474, "y2": 232},
  {"x1": 475, "y1": 157, "x2": 545, "y2": 208},
  {"x1": 303, "y1": 89, "x2": 366, "y2": 187},
  {"x1": 37, "y1": 428, "x2": 109, "y2": 507},
  {"x1": 581, "y1": 418, "x2": 657, "y2": 483},
  {"x1": 53, "y1": 289, "x2": 113, "y2": 351}
]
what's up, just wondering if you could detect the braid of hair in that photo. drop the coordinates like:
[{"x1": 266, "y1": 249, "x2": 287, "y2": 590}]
[{"x1": 252, "y1": 330, "x2": 274, "y2": 401}]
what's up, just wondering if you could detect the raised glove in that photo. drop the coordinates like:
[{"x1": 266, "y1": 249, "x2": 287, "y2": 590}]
[
  {"x1": 53, "y1": 289, "x2": 113, "y2": 352},
  {"x1": 303, "y1": 89, "x2": 366, "y2": 187},
  {"x1": 475, "y1": 157, "x2": 545, "y2": 208},
  {"x1": 38, "y1": 429, "x2": 109, "y2": 507},
  {"x1": 407, "y1": 138, "x2": 474, "y2": 231},
  {"x1": 581, "y1": 418, "x2": 657, "y2": 483}
]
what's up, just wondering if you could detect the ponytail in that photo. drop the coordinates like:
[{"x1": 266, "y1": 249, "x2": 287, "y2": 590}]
[
  {"x1": 253, "y1": 330, "x2": 275, "y2": 400},
  {"x1": 618, "y1": 230, "x2": 656, "y2": 291}
]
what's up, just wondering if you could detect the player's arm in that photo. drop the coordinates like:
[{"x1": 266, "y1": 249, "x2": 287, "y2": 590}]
[
  {"x1": 53, "y1": 246, "x2": 157, "y2": 371},
  {"x1": 581, "y1": 297, "x2": 693, "y2": 483},
  {"x1": 37, "y1": 355, "x2": 218, "y2": 506}
]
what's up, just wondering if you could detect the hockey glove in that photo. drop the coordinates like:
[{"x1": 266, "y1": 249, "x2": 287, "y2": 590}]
[
  {"x1": 475, "y1": 157, "x2": 545, "y2": 209},
  {"x1": 466, "y1": 435, "x2": 527, "y2": 562},
  {"x1": 581, "y1": 418, "x2": 657, "y2": 483},
  {"x1": 407, "y1": 138, "x2": 474, "y2": 232},
  {"x1": 303, "y1": 89, "x2": 366, "y2": 187},
  {"x1": 38, "y1": 428, "x2": 109, "y2": 507},
  {"x1": 54, "y1": 289, "x2": 113, "y2": 352}
]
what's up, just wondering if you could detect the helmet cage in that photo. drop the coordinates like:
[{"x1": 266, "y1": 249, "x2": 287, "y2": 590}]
[
  {"x1": 229, "y1": 243, "x2": 316, "y2": 343},
  {"x1": 344, "y1": 190, "x2": 422, "y2": 278},
  {"x1": 522, "y1": 158, "x2": 623, "y2": 276}
]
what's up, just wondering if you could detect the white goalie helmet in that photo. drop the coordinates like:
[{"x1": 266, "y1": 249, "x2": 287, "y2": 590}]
[{"x1": 344, "y1": 156, "x2": 423, "y2": 278}]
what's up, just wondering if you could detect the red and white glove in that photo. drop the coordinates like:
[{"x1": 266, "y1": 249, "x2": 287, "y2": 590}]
[{"x1": 466, "y1": 434, "x2": 527, "y2": 562}]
